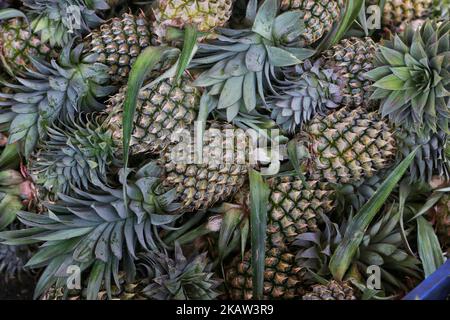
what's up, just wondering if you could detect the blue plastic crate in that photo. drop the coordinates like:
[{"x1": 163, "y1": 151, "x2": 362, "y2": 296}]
[{"x1": 403, "y1": 260, "x2": 450, "y2": 300}]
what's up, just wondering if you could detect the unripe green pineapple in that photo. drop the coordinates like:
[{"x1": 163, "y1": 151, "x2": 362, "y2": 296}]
[
  {"x1": 280, "y1": 0, "x2": 344, "y2": 46},
  {"x1": 267, "y1": 176, "x2": 336, "y2": 248},
  {"x1": 302, "y1": 280, "x2": 357, "y2": 300},
  {"x1": 85, "y1": 12, "x2": 154, "y2": 85},
  {"x1": 292, "y1": 107, "x2": 397, "y2": 184},
  {"x1": 367, "y1": 0, "x2": 433, "y2": 31},
  {"x1": 226, "y1": 247, "x2": 305, "y2": 300},
  {"x1": 105, "y1": 75, "x2": 201, "y2": 156},
  {"x1": 151, "y1": 0, "x2": 234, "y2": 43},
  {"x1": 321, "y1": 37, "x2": 378, "y2": 109},
  {"x1": 0, "y1": 18, "x2": 55, "y2": 75},
  {"x1": 159, "y1": 121, "x2": 249, "y2": 212},
  {"x1": 42, "y1": 273, "x2": 148, "y2": 300}
]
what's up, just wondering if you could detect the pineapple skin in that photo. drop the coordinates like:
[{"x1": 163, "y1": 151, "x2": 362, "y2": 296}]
[
  {"x1": 85, "y1": 12, "x2": 153, "y2": 85},
  {"x1": 151, "y1": 0, "x2": 234, "y2": 42},
  {"x1": 0, "y1": 18, "x2": 55, "y2": 75},
  {"x1": 159, "y1": 121, "x2": 249, "y2": 212},
  {"x1": 280, "y1": 0, "x2": 344, "y2": 46},
  {"x1": 383, "y1": 0, "x2": 433, "y2": 30},
  {"x1": 302, "y1": 280, "x2": 357, "y2": 300},
  {"x1": 267, "y1": 176, "x2": 336, "y2": 248},
  {"x1": 105, "y1": 75, "x2": 201, "y2": 156},
  {"x1": 322, "y1": 37, "x2": 378, "y2": 110},
  {"x1": 226, "y1": 247, "x2": 305, "y2": 300},
  {"x1": 294, "y1": 107, "x2": 397, "y2": 185}
]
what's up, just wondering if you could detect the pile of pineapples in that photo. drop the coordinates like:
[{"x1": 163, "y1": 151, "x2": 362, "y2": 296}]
[{"x1": 0, "y1": 0, "x2": 448, "y2": 300}]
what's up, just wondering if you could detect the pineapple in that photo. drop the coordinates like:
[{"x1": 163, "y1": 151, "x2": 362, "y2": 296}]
[
  {"x1": 280, "y1": 0, "x2": 344, "y2": 46},
  {"x1": 212, "y1": 176, "x2": 336, "y2": 250},
  {"x1": 395, "y1": 130, "x2": 449, "y2": 183},
  {"x1": 292, "y1": 107, "x2": 397, "y2": 184},
  {"x1": 0, "y1": 17, "x2": 55, "y2": 75},
  {"x1": 42, "y1": 272, "x2": 148, "y2": 300},
  {"x1": 84, "y1": 12, "x2": 154, "y2": 85},
  {"x1": 367, "y1": 0, "x2": 433, "y2": 32},
  {"x1": 226, "y1": 247, "x2": 305, "y2": 300},
  {"x1": 302, "y1": 280, "x2": 357, "y2": 300},
  {"x1": 105, "y1": 75, "x2": 201, "y2": 156},
  {"x1": 158, "y1": 121, "x2": 249, "y2": 212},
  {"x1": 267, "y1": 176, "x2": 336, "y2": 248},
  {"x1": 151, "y1": 0, "x2": 234, "y2": 43},
  {"x1": 0, "y1": 0, "x2": 110, "y2": 74},
  {"x1": 321, "y1": 37, "x2": 378, "y2": 110}
]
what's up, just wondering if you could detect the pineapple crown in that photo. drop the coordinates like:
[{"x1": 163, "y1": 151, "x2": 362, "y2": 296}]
[
  {"x1": 22, "y1": 0, "x2": 109, "y2": 47},
  {"x1": 294, "y1": 206, "x2": 422, "y2": 294},
  {"x1": 139, "y1": 243, "x2": 222, "y2": 300},
  {"x1": 395, "y1": 129, "x2": 450, "y2": 183},
  {"x1": 29, "y1": 114, "x2": 120, "y2": 199},
  {"x1": 293, "y1": 213, "x2": 342, "y2": 278},
  {"x1": 365, "y1": 20, "x2": 450, "y2": 138},
  {"x1": 355, "y1": 205, "x2": 422, "y2": 293},
  {"x1": 0, "y1": 41, "x2": 115, "y2": 157},
  {"x1": 190, "y1": 0, "x2": 315, "y2": 122},
  {"x1": 268, "y1": 59, "x2": 343, "y2": 134},
  {"x1": 0, "y1": 162, "x2": 184, "y2": 300}
]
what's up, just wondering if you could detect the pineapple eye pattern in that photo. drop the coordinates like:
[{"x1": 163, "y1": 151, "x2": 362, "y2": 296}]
[{"x1": 0, "y1": 0, "x2": 448, "y2": 301}]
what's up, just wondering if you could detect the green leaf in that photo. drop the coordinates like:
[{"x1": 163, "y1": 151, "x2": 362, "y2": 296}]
[
  {"x1": 364, "y1": 66, "x2": 392, "y2": 81},
  {"x1": 175, "y1": 24, "x2": 198, "y2": 82},
  {"x1": 252, "y1": 0, "x2": 278, "y2": 40},
  {"x1": 0, "y1": 194, "x2": 22, "y2": 230},
  {"x1": 317, "y1": 0, "x2": 364, "y2": 51},
  {"x1": 266, "y1": 46, "x2": 302, "y2": 66},
  {"x1": 240, "y1": 218, "x2": 250, "y2": 260},
  {"x1": 281, "y1": 47, "x2": 316, "y2": 61},
  {"x1": 218, "y1": 208, "x2": 243, "y2": 261},
  {"x1": 329, "y1": 147, "x2": 419, "y2": 281},
  {"x1": 249, "y1": 169, "x2": 270, "y2": 300},
  {"x1": 390, "y1": 67, "x2": 411, "y2": 81},
  {"x1": 86, "y1": 259, "x2": 106, "y2": 300},
  {"x1": 33, "y1": 255, "x2": 66, "y2": 299},
  {"x1": 379, "y1": 46, "x2": 405, "y2": 66},
  {"x1": 0, "y1": 9, "x2": 28, "y2": 22},
  {"x1": 272, "y1": 11, "x2": 304, "y2": 40},
  {"x1": 25, "y1": 238, "x2": 80, "y2": 267},
  {"x1": 357, "y1": 0, "x2": 369, "y2": 36},
  {"x1": 409, "y1": 192, "x2": 443, "y2": 221},
  {"x1": 417, "y1": 216, "x2": 445, "y2": 277},
  {"x1": 0, "y1": 143, "x2": 20, "y2": 169},
  {"x1": 218, "y1": 76, "x2": 244, "y2": 109},
  {"x1": 373, "y1": 74, "x2": 405, "y2": 90}
]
